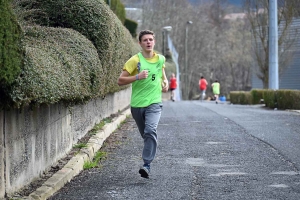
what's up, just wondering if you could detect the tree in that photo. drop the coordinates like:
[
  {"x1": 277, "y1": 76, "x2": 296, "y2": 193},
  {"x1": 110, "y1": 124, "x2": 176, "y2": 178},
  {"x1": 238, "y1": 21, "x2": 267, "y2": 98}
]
[{"x1": 244, "y1": 0, "x2": 300, "y2": 88}]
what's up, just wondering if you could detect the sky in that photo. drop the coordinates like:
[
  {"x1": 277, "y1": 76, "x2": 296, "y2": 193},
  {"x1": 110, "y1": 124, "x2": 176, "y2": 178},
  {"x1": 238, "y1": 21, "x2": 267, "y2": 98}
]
[
  {"x1": 189, "y1": 0, "x2": 242, "y2": 6},
  {"x1": 228, "y1": 0, "x2": 242, "y2": 6}
]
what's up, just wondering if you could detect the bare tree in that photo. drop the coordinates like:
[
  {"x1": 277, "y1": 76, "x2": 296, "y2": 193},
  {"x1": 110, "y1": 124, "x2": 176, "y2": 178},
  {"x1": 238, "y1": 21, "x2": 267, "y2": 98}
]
[{"x1": 244, "y1": 0, "x2": 299, "y2": 88}]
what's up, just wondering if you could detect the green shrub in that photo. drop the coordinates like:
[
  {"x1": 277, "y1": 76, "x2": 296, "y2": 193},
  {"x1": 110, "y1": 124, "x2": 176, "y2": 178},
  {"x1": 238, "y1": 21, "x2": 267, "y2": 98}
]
[
  {"x1": 231, "y1": 89, "x2": 300, "y2": 110},
  {"x1": 13, "y1": 0, "x2": 139, "y2": 94},
  {"x1": 230, "y1": 91, "x2": 238, "y2": 104},
  {"x1": 230, "y1": 91, "x2": 251, "y2": 104},
  {"x1": 243, "y1": 92, "x2": 252, "y2": 104},
  {"x1": 108, "y1": 0, "x2": 126, "y2": 24},
  {"x1": 9, "y1": 26, "x2": 105, "y2": 108},
  {"x1": 250, "y1": 89, "x2": 264, "y2": 104},
  {"x1": 277, "y1": 90, "x2": 300, "y2": 110},
  {"x1": 124, "y1": 18, "x2": 138, "y2": 38},
  {"x1": 263, "y1": 90, "x2": 276, "y2": 108},
  {"x1": 1, "y1": 0, "x2": 140, "y2": 108},
  {"x1": 0, "y1": 0, "x2": 24, "y2": 107}
]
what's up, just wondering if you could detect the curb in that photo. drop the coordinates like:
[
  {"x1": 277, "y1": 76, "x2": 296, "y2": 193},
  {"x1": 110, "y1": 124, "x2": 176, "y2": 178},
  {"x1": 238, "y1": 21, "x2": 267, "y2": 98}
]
[
  {"x1": 27, "y1": 109, "x2": 131, "y2": 200},
  {"x1": 289, "y1": 110, "x2": 300, "y2": 113}
]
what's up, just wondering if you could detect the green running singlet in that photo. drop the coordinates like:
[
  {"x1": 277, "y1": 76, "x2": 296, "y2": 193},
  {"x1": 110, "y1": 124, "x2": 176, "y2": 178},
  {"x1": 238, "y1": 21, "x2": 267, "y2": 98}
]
[{"x1": 131, "y1": 52, "x2": 165, "y2": 107}]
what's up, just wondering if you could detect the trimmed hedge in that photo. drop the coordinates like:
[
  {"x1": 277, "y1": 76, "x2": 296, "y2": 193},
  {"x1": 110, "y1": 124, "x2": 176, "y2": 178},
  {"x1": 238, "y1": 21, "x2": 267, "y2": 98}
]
[
  {"x1": 230, "y1": 89, "x2": 300, "y2": 110},
  {"x1": 1, "y1": 0, "x2": 141, "y2": 108},
  {"x1": 230, "y1": 91, "x2": 252, "y2": 105},
  {"x1": 275, "y1": 90, "x2": 300, "y2": 110},
  {"x1": 0, "y1": 0, "x2": 24, "y2": 105},
  {"x1": 14, "y1": 0, "x2": 140, "y2": 94},
  {"x1": 10, "y1": 26, "x2": 105, "y2": 108},
  {"x1": 263, "y1": 89, "x2": 277, "y2": 108},
  {"x1": 250, "y1": 89, "x2": 264, "y2": 104}
]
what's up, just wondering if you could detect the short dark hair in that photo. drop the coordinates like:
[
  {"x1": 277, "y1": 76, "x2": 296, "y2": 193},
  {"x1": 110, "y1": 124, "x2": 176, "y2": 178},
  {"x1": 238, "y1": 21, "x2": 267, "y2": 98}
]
[
  {"x1": 138, "y1": 30, "x2": 155, "y2": 42},
  {"x1": 201, "y1": 76, "x2": 204, "y2": 79}
]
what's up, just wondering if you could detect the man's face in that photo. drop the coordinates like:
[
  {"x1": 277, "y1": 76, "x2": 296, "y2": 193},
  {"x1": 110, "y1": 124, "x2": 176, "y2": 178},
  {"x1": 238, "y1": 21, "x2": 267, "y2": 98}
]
[{"x1": 139, "y1": 34, "x2": 155, "y2": 52}]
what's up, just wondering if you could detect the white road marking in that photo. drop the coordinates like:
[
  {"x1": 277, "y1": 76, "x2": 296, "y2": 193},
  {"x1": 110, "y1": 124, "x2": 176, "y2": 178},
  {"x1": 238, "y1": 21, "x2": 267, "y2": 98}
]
[
  {"x1": 268, "y1": 184, "x2": 289, "y2": 188},
  {"x1": 209, "y1": 172, "x2": 248, "y2": 177},
  {"x1": 270, "y1": 171, "x2": 299, "y2": 175},
  {"x1": 205, "y1": 142, "x2": 224, "y2": 145}
]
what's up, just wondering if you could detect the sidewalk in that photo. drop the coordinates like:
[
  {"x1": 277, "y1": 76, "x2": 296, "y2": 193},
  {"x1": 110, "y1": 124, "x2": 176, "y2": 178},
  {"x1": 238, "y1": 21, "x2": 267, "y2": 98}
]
[{"x1": 19, "y1": 109, "x2": 131, "y2": 200}]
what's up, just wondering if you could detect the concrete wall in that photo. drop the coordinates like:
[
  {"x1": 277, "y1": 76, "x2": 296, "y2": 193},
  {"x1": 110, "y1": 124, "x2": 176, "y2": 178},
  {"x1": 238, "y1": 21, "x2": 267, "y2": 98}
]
[
  {"x1": 0, "y1": 87, "x2": 131, "y2": 197},
  {"x1": 0, "y1": 111, "x2": 4, "y2": 198}
]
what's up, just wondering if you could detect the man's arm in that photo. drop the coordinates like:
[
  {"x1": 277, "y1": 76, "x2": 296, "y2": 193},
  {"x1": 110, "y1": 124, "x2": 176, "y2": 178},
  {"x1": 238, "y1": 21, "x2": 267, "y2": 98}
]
[
  {"x1": 161, "y1": 68, "x2": 169, "y2": 92},
  {"x1": 117, "y1": 70, "x2": 135, "y2": 86},
  {"x1": 117, "y1": 70, "x2": 148, "y2": 86}
]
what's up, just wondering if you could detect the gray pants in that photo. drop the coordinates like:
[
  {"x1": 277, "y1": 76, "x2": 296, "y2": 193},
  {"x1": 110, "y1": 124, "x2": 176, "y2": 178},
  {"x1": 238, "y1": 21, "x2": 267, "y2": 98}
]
[{"x1": 131, "y1": 103, "x2": 162, "y2": 165}]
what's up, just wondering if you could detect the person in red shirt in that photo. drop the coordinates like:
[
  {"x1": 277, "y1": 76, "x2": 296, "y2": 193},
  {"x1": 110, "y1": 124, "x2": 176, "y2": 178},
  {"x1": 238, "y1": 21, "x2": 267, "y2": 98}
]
[
  {"x1": 199, "y1": 76, "x2": 208, "y2": 101},
  {"x1": 169, "y1": 73, "x2": 177, "y2": 101}
]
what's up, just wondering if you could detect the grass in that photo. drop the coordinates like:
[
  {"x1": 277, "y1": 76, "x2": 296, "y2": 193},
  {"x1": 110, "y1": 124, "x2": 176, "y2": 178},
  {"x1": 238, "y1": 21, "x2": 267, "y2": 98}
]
[
  {"x1": 79, "y1": 113, "x2": 125, "y2": 170},
  {"x1": 73, "y1": 143, "x2": 88, "y2": 149},
  {"x1": 89, "y1": 117, "x2": 113, "y2": 135},
  {"x1": 83, "y1": 151, "x2": 107, "y2": 169}
]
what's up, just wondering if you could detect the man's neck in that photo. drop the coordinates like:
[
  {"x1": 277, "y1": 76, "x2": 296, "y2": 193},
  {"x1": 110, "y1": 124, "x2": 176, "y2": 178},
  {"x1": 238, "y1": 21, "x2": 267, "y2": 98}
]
[{"x1": 141, "y1": 51, "x2": 154, "y2": 58}]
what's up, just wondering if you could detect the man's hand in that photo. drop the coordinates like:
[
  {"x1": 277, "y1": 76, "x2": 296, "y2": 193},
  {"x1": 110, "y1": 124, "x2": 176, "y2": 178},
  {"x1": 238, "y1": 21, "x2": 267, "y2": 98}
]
[
  {"x1": 138, "y1": 70, "x2": 148, "y2": 79},
  {"x1": 162, "y1": 79, "x2": 169, "y2": 92}
]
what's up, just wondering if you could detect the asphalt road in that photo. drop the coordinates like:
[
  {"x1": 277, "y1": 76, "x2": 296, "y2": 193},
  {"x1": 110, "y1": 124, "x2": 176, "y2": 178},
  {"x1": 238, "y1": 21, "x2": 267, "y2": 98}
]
[{"x1": 49, "y1": 100, "x2": 300, "y2": 200}]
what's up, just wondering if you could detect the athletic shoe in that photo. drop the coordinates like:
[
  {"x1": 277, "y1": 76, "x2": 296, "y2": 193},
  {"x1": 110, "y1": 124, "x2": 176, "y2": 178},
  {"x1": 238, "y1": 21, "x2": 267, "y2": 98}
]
[{"x1": 139, "y1": 164, "x2": 150, "y2": 178}]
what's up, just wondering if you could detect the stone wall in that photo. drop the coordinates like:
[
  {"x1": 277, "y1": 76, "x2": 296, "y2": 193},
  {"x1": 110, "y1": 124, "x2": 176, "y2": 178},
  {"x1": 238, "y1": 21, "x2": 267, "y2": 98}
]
[{"x1": 0, "y1": 87, "x2": 131, "y2": 197}]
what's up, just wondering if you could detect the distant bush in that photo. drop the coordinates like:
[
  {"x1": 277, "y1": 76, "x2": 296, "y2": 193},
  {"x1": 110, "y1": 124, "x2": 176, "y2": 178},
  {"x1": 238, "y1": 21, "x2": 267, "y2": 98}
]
[
  {"x1": 275, "y1": 90, "x2": 300, "y2": 110},
  {"x1": 106, "y1": 0, "x2": 126, "y2": 24},
  {"x1": 263, "y1": 89, "x2": 277, "y2": 108},
  {"x1": 124, "y1": 18, "x2": 138, "y2": 38},
  {"x1": 230, "y1": 91, "x2": 252, "y2": 105},
  {"x1": 250, "y1": 89, "x2": 264, "y2": 104},
  {"x1": 231, "y1": 89, "x2": 300, "y2": 110}
]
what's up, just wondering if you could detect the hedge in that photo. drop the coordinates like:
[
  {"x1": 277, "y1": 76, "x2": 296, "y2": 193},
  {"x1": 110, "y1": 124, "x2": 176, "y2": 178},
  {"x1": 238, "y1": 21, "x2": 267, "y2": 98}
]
[
  {"x1": 0, "y1": 0, "x2": 24, "y2": 106},
  {"x1": 1, "y1": 0, "x2": 140, "y2": 108},
  {"x1": 250, "y1": 89, "x2": 264, "y2": 104},
  {"x1": 274, "y1": 90, "x2": 300, "y2": 110},
  {"x1": 9, "y1": 26, "x2": 105, "y2": 108},
  {"x1": 124, "y1": 18, "x2": 138, "y2": 38},
  {"x1": 230, "y1": 91, "x2": 252, "y2": 105},
  {"x1": 230, "y1": 89, "x2": 300, "y2": 110}
]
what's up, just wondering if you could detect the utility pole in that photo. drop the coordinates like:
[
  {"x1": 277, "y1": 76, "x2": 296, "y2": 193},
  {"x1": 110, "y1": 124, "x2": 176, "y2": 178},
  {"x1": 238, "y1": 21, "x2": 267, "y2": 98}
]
[
  {"x1": 162, "y1": 26, "x2": 172, "y2": 56},
  {"x1": 269, "y1": 0, "x2": 279, "y2": 89},
  {"x1": 162, "y1": 31, "x2": 165, "y2": 55},
  {"x1": 184, "y1": 21, "x2": 193, "y2": 100}
]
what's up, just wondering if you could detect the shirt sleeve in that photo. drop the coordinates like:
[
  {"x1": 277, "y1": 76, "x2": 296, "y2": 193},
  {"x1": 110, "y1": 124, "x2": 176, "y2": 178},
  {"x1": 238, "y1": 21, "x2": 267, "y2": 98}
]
[{"x1": 123, "y1": 55, "x2": 139, "y2": 75}]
